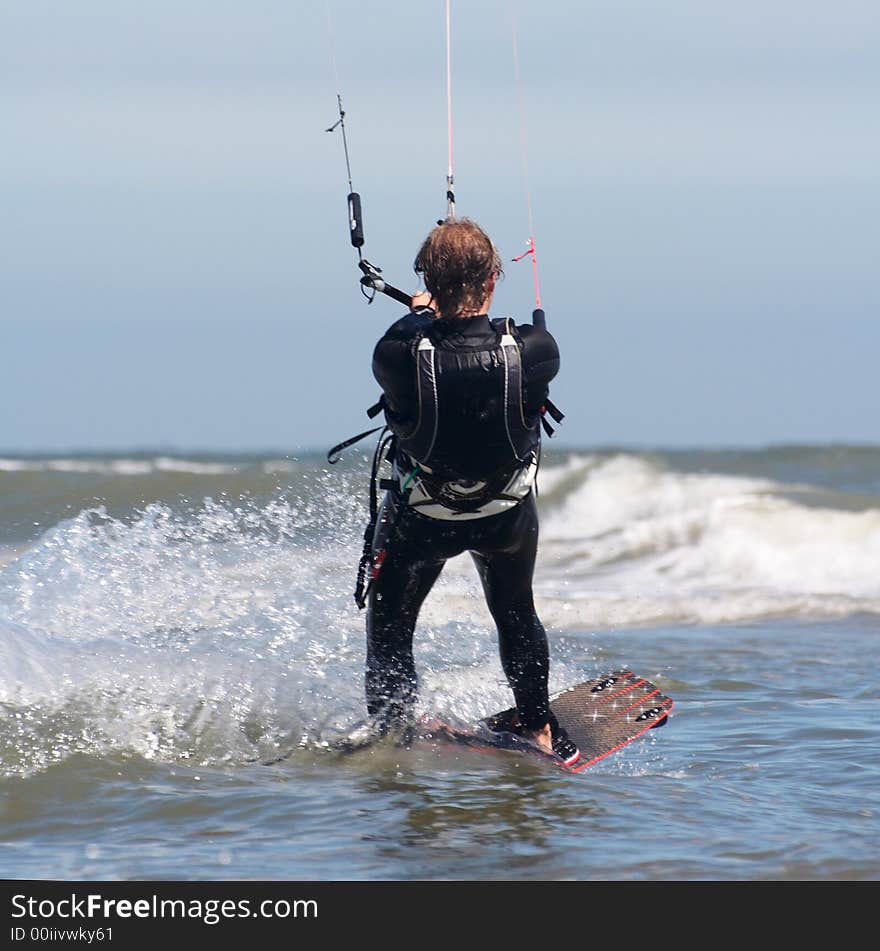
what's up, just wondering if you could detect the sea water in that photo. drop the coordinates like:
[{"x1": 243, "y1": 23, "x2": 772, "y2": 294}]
[{"x1": 1, "y1": 445, "x2": 878, "y2": 880}]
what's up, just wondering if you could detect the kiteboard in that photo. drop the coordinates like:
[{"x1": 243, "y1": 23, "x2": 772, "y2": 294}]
[
  {"x1": 265, "y1": 669, "x2": 672, "y2": 772},
  {"x1": 418, "y1": 669, "x2": 673, "y2": 773}
]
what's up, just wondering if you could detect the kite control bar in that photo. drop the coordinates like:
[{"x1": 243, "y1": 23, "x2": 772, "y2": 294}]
[
  {"x1": 328, "y1": 99, "x2": 412, "y2": 308},
  {"x1": 357, "y1": 258, "x2": 412, "y2": 307}
]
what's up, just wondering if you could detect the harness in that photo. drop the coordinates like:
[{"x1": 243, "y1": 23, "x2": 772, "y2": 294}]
[
  {"x1": 399, "y1": 450, "x2": 539, "y2": 517},
  {"x1": 327, "y1": 316, "x2": 564, "y2": 607},
  {"x1": 397, "y1": 318, "x2": 532, "y2": 473}
]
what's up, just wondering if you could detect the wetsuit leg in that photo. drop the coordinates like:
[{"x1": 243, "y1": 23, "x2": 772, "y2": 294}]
[
  {"x1": 365, "y1": 505, "x2": 446, "y2": 728},
  {"x1": 469, "y1": 494, "x2": 550, "y2": 731},
  {"x1": 364, "y1": 492, "x2": 549, "y2": 733}
]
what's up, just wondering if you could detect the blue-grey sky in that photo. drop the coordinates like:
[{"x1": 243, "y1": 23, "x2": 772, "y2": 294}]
[{"x1": 3, "y1": 0, "x2": 878, "y2": 453}]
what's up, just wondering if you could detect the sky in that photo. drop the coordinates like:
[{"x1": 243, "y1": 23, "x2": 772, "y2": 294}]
[{"x1": 2, "y1": 0, "x2": 879, "y2": 453}]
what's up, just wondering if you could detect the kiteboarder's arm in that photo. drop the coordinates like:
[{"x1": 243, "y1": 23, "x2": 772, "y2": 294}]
[
  {"x1": 371, "y1": 310, "x2": 433, "y2": 417},
  {"x1": 518, "y1": 323, "x2": 560, "y2": 415}
]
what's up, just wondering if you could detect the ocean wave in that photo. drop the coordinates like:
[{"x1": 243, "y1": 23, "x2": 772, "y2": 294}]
[
  {"x1": 4, "y1": 451, "x2": 880, "y2": 639},
  {"x1": 534, "y1": 453, "x2": 880, "y2": 626},
  {"x1": 3, "y1": 451, "x2": 880, "y2": 775},
  {"x1": 0, "y1": 456, "x2": 245, "y2": 476}
]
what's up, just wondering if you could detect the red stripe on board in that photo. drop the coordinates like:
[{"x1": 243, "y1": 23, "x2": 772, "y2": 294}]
[
  {"x1": 622, "y1": 687, "x2": 661, "y2": 717},
  {"x1": 592, "y1": 672, "x2": 644, "y2": 706}
]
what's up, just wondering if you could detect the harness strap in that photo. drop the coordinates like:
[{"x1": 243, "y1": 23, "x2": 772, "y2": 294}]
[
  {"x1": 499, "y1": 318, "x2": 530, "y2": 460},
  {"x1": 395, "y1": 335, "x2": 439, "y2": 463},
  {"x1": 327, "y1": 424, "x2": 385, "y2": 465},
  {"x1": 539, "y1": 396, "x2": 565, "y2": 437},
  {"x1": 366, "y1": 395, "x2": 386, "y2": 419},
  {"x1": 353, "y1": 427, "x2": 394, "y2": 609},
  {"x1": 408, "y1": 490, "x2": 525, "y2": 514}
]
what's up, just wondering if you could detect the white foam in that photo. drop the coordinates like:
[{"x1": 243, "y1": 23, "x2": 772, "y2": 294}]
[
  {"x1": 262, "y1": 460, "x2": 297, "y2": 475},
  {"x1": 535, "y1": 454, "x2": 880, "y2": 626},
  {"x1": 0, "y1": 497, "x2": 369, "y2": 774},
  {"x1": 154, "y1": 457, "x2": 239, "y2": 475},
  {"x1": 0, "y1": 457, "x2": 240, "y2": 476},
  {"x1": 0, "y1": 546, "x2": 26, "y2": 569}
]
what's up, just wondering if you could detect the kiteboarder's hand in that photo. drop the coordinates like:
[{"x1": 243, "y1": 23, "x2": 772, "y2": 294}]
[{"x1": 411, "y1": 291, "x2": 435, "y2": 311}]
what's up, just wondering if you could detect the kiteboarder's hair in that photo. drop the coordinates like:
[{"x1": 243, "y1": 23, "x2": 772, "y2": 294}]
[{"x1": 414, "y1": 218, "x2": 503, "y2": 319}]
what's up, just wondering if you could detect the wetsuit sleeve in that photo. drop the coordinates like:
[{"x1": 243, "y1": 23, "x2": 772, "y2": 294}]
[
  {"x1": 371, "y1": 311, "x2": 433, "y2": 417},
  {"x1": 518, "y1": 324, "x2": 560, "y2": 416}
]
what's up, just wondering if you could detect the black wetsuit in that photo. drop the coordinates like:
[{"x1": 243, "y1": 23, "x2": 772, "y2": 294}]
[{"x1": 365, "y1": 310, "x2": 560, "y2": 731}]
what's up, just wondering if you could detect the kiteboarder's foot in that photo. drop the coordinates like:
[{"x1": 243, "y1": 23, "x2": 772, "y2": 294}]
[{"x1": 522, "y1": 723, "x2": 553, "y2": 756}]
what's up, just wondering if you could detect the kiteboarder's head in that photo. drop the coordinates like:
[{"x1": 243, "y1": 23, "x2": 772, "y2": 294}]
[{"x1": 414, "y1": 218, "x2": 503, "y2": 319}]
